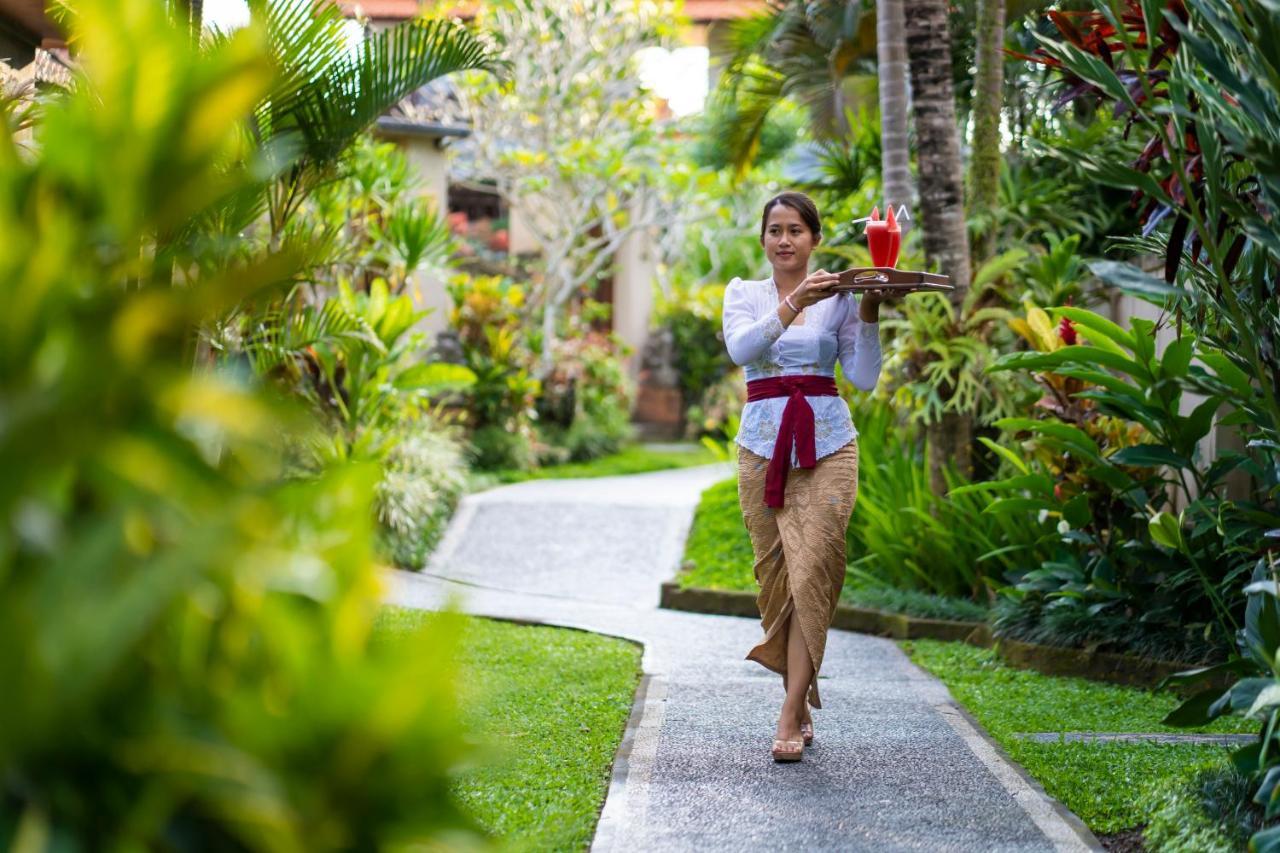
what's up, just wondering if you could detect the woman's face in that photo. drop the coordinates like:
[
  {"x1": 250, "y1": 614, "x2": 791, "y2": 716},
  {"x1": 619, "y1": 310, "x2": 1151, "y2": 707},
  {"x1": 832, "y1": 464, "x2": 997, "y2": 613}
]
[{"x1": 761, "y1": 204, "x2": 818, "y2": 275}]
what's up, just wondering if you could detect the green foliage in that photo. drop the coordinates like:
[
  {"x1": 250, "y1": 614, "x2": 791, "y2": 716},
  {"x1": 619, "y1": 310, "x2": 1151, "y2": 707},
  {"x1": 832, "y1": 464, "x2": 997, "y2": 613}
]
[
  {"x1": 844, "y1": 585, "x2": 989, "y2": 622},
  {"x1": 843, "y1": 397, "x2": 1048, "y2": 600},
  {"x1": 708, "y1": 0, "x2": 876, "y2": 174},
  {"x1": 0, "y1": 2, "x2": 476, "y2": 846},
  {"x1": 652, "y1": 279, "x2": 736, "y2": 432},
  {"x1": 879, "y1": 257, "x2": 1039, "y2": 433},
  {"x1": 375, "y1": 611, "x2": 642, "y2": 852},
  {"x1": 1145, "y1": 768, "x2": 1263, "y2": 853},
  {"x1": 978, "y1": 308, "x2": 1270, "y2": 660},
  {"x1": 376, "y1": 415, "x2": 470, "y2": 569},
  {"x1": 298, "y1": 135, "x2": 458, "y2": 294},
  {"x1": 535, "y1": 324, "x2": 634, "y2": 464},
  {"x1": 446, "y1": 274, "x2": 540, "y2": 469},
  {"x1": 686, "y1": 94, "x2": 806, "y2": 172},
  {"x1": 249, "y1": 0, "x2": 501, "y2": 237},
  {"x1": 1161, "y1": 562, "x2": 1280, "y2": 851}
]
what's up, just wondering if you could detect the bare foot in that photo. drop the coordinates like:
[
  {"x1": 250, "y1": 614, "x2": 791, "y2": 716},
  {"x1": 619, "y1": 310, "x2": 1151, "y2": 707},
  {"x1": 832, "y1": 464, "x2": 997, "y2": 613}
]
[{"x1": 775, "y1": 702, "x2": 804, "y2": 743}]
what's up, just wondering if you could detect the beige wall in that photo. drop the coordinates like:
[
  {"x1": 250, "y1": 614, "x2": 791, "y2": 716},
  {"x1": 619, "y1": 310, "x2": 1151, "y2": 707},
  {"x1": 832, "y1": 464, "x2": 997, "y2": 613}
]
[
  {"x1": 378, "y1": 131, "x2": 454, "y2": 340},
  {"x1": 614, "y1": 220, "x2": 659, "y2": 372}
]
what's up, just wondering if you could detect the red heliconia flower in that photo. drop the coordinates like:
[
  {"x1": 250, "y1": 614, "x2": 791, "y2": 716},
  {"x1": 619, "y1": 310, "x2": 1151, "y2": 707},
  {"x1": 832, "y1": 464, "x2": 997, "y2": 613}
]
[{"x1": 1058, "y1": 316, "x2": 1078, "y2": 346}]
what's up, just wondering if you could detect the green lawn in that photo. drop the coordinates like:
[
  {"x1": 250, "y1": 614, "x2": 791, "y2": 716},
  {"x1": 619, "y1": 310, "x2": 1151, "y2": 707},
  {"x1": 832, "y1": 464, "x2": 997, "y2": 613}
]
[
  {"x1": 901, "y1": 639, "x2": 1256, "y2": 836},
  {"x1": 475, "y1": 443, "x2": 720, "y2": 489},
  {"x1": 375, "y1": 609, "x2": 642, "y2": 851}
]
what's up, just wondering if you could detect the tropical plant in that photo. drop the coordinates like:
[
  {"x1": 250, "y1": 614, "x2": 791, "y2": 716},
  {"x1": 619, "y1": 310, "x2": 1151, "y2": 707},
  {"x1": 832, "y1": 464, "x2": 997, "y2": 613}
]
[
  {"x1": 1021, "y1": 0, "x2": 1280, "y2": 453},
  {"x1": 976, "y1": 308, "x2": 1272, "y2": 659},
  {"x1": 1162, "y1": 560, "x2": 1280, "y2": 852},
  {"x1": 710, "y1": 0, "x2": 878, "y2": 175},
  {"x1": 446, "y1": 273, "x2": 540, "y2": 469},
  {"x1": 842, "y1": 398, "x2": 1049, "y2": 600},
  {"x1": 301, "y1": 135, "x2": 458, "y2": 295},
  {"x1": 652, "y1": 279, "x2": 734, "y2": 423},
  {"x1": 247, "y1": 0, "x2": 500, "y2": 241},
  {"x1": 879, "y1": 251, "x2": 1038, "y2": 490},
  {"x1": 536, "y1": 323, "x2": 635, "y2": 464},
  {"x1": 0, "y1": 1, "x2": 476, "y2": 846}
]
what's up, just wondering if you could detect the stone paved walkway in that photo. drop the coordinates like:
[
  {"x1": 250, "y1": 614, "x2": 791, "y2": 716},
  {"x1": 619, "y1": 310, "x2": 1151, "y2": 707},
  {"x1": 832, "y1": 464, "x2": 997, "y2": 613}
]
[{"x1": 386, "y1": 464, "x2": 1103, "y2": 852}]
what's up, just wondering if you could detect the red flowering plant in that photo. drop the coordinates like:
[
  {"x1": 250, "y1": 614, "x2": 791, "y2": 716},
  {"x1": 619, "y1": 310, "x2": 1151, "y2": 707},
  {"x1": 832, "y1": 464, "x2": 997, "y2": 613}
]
[{"x1": 1002, "y1": 304, "x2": 1150, "y2": 506}]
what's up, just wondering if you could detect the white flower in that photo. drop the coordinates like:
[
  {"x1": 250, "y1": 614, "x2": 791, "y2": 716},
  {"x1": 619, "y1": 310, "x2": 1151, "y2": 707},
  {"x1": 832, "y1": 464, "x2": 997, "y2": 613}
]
[
  {"x1": 1057, "y1": 519, "x2": 1071, "y2": 535},
  {"x1": 1037, "y1": 509, "x2": 1050, "y2": 524}
]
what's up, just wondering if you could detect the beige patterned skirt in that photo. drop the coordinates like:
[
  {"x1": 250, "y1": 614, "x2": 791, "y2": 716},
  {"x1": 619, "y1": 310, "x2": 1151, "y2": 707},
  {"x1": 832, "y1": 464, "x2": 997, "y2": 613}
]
[{"x1": 738, "y1": 439, "x2": 858, "y2": 709}]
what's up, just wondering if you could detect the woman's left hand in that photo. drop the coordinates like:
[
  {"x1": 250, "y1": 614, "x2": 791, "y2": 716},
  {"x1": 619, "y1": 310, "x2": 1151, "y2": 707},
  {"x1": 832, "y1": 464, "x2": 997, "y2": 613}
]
[{"x1": 859, "y1": 289, "x2": 890, "y2": 323}]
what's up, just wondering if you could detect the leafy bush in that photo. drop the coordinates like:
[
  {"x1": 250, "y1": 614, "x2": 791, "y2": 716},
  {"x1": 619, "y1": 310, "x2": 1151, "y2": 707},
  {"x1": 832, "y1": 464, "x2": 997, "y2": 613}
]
[
  {"x1": 976, "y1": 307, "x2": 1268, "y2": 661},
  {"x1": 535, "y1": 324, "x2": 634, "y2": 464},
  {"x1": 0, "y1": 2, "x2": 478, "y2": 846},
  {"x1": 376, "y1": 413, "x2": 470, "y2": 568},
  {"x1": 652, "y1": 279, "x2": 734, "y2": 430},
  {"x1": 1162, "y1": 563, "x2": 1280, "y2": 851},
  {"x1": 446, "y1": 273, "x2": 540, "y2": 469},
  {"x1": 1145, "y1": 767, "x2": 1262, "y2": 853},
  {"x1": 845, "y1": 586, "x2": 989, "y2": 623},
  {"x1": 843, "y1": 397, "x2": 1049, "y2": 601}
]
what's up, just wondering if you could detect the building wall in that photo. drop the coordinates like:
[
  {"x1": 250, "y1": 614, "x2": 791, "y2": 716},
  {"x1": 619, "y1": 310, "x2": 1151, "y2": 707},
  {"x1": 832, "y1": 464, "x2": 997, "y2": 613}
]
[{"x1": 378, "y1": 131, "x2": 455, "y2": 339}]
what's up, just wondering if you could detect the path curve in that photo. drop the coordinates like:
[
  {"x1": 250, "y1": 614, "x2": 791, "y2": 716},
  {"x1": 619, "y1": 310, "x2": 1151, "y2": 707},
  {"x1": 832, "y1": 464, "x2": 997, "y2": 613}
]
[{"x1": 386, "y1": 463, "x2": 1103, "y2": 852}]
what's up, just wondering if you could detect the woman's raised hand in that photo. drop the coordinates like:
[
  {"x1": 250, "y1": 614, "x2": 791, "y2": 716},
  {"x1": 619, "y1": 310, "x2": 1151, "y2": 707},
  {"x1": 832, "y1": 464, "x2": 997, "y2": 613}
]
[{"x1": 795, "y1": 270, "x2": 842, "y2": 308}]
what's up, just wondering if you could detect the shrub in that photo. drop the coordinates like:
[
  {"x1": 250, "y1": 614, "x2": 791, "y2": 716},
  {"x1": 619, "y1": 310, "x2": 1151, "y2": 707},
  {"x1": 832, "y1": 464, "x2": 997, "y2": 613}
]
[
  {"x1": 535, "y1": 323, "x2": 634, "y2": 463},
  {"x1": 375, "y1": 413, "x2": 470, "y2": 568},
  {"x1": 446, "y1": 274, "x2": 540, "y2": 469},
  {"x1": 0, "y1": 2, "x2": 476, "y2": 846}
]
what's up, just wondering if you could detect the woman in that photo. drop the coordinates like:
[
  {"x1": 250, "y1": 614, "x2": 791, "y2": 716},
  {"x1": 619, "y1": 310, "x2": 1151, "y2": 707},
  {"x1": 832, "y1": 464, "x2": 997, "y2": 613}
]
[{"x1": 722, "y1": 191, "x2": 883, "y2": 763}]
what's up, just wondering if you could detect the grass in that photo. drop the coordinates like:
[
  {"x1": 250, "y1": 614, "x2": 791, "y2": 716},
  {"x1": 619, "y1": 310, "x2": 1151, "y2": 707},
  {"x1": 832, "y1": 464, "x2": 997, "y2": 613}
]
[
  {"x1": 678, "y1": 477, "x2": 755, "y2": 592},
  {"x1": 901, "y1": 638, "x2": 1256, "y2": 835},
  {"x1": 375, "y1": 609, "x2": 642, "y2": 851},
  {"x1": 678, "y1": 477, "x2": 988, "y2": 620},
  {"x1": 473, "y1": 443, "x2": 720, "y2": 489}
]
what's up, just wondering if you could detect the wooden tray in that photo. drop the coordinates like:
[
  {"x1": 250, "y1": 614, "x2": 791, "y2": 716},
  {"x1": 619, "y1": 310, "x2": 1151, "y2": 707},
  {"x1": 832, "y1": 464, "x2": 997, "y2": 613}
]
[{"x1": 827, "y1": 267, "x2": 954, "y2": 294}]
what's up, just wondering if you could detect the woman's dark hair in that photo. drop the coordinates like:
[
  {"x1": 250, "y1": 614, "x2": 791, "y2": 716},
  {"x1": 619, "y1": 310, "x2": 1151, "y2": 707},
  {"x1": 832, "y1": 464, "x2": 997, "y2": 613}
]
[{"x1": 760, "y1": 191, "x2": 822, "y2": 242}]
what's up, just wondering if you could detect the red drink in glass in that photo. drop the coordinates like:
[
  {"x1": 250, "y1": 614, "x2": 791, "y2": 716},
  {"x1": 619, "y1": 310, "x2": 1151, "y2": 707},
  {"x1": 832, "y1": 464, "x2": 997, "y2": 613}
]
[{"x1": 865, "y1": 206, "x2": 891, "y2": 267}]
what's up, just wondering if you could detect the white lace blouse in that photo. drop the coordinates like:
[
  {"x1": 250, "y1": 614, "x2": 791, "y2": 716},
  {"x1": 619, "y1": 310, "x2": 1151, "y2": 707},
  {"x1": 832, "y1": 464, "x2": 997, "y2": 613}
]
[{"x1": 723, "y1": 276, "x2": 882, "y2": 463}]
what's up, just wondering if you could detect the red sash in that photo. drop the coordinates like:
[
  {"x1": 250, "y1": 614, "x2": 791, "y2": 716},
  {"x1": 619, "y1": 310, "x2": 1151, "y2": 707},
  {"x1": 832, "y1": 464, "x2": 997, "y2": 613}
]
[{"x1": 746, "y1": 376, "x2": 840, "y2": 508}]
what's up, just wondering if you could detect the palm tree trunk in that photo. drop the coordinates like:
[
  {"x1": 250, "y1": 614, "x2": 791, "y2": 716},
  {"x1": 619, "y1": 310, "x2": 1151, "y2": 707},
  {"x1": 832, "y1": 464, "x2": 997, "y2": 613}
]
[
  {"x1": 904, "y1": 0, "x2": 974, "y2": 491},
  {"x1": 968, "y1": 0, "x2": 1006, "y2": 262},
  {"x1": 876, "y1": 0, "x2": 913, "y2": 228}
]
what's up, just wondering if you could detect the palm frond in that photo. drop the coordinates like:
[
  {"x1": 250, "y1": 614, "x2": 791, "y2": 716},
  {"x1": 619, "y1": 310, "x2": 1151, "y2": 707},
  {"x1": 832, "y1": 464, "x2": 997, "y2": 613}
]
[
  {"x1": 254, "y1": 1, "x2": 502, "y2": 175},
  {"x1": 244, "y1": 298, "x2": 379, "y2": 374}
]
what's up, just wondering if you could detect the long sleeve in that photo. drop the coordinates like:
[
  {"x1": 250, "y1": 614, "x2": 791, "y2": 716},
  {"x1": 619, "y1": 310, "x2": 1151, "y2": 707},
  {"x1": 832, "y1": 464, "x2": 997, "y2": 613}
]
[
  {"x1": 837, "y1": 296, "x2": 882, "y2": 391},
  {"x1": 722, "y1": 277, "x2": 785, "y2": 367}
]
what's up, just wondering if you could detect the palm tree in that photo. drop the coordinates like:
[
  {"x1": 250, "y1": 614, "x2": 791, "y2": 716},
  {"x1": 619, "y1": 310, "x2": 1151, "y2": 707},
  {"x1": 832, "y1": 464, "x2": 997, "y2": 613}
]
[
  {"x1": 904, "y1": 0, "x2": 975, "y2": 490},
  {"x1": 875, "y1": 0, "x2": 912, "y2": 227},
  {"x1": 968, "y1": 0, "x2": 1006, "y2": 262},
  {"x1": 712, "y1": 0, "x2": 876, "y2": 174}
]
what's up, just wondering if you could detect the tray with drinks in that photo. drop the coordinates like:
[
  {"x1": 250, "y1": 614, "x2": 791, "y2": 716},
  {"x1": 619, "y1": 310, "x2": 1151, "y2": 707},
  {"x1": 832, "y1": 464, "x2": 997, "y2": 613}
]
[{"x1": 826, "y1": 267, "x2": 954, "y2": 294}]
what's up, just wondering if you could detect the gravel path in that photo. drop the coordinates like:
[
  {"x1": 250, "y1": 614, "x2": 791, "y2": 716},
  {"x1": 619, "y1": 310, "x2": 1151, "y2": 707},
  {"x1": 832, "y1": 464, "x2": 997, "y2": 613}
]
[{"x1": 386, "y1": 463, "x2": 1103, "y2": 852}]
